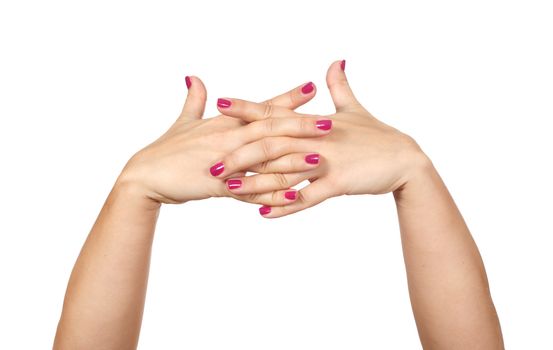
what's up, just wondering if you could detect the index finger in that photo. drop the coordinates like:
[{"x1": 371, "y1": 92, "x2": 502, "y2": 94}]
[{"x1": 261, "y1": 81, "x2": 317, "y2": 110}]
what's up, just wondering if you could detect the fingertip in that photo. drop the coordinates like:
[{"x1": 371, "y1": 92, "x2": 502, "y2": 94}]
[
  {"x1": 281, "y1": 81, "x2": 316, "y2": 111},
  {"x1": 315, "y1": 119, "x2": 332, "y2": 132},
  {"x1": 209, "y1": 162, "x2": 225, "y2": 177},
  {"x1": 326, "y1": 60, "x2": 348, "y2": 85},
  {"x1": 299, "y1": 82, "x2": 317, "y2": 105},
  {"x1": 326, "y1": 59, "x2": 360, "y2": 112},
  {"x1": 259, "y1": 205, "x2": 272, "y2": 217},
  {"x1": 284, "y1": 190, "x2": 298, "y2": 201},
  {"x1": 226, "y1": 178, "x2": 242, "y2": 191},
  {"x1": 259, "y1": 206, "x2": 288, "y2": 219},
  {"x1": 185, "y1": 75, "x2": 192, "y2": 89},
  {"x1": 301, "y1": 81, "x2": 316, "y2": 95},
  {"x1": 179, "y1": 75, "x2": 207, "y2": 120},
  {"x1": 186, "y1": 75, "x2": 206, "y2": 95},
  {"x1": 217, "y1": 98, "x2": 232, "y2": 109},
  {"x1": 263, "y1": 82, "x2": 317, "y2": 110},
  {"x1": 305, "y1": 153, "x2": 320, "y2": 165}
]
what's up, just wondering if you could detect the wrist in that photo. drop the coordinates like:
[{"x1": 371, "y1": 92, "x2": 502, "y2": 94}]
[
  {"x1": 393, "y1": 151, "x2": 438, "y2": 205},
  {"x1": 113, "y1": 174, "x2": 162, "y2": 212}
]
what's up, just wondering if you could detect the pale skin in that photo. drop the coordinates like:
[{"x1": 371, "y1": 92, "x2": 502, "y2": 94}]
[{"x1": 54, "y1": 61, "x2": 504, "y2": 349}]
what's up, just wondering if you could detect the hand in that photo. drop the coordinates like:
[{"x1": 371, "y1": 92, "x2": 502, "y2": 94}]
[
  {"x1": 217, "y1": 60, "x2": 430, "y2": 217},
  {"x1": 116, "y1": 76, "x2": 332, "y2": 207}
]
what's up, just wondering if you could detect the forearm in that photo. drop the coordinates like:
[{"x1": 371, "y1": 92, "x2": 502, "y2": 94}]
[
  {"x1": 393, "y1": 158, "x2": 503, "y2": 349},
  {"x1": 51, "y1": 77, "x2": 320, "y2": 348},
  {"x1": 54, "y1": 179, "x2": 161, "y2": 350}
]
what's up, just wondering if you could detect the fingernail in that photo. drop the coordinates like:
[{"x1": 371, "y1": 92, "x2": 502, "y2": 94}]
[
  {"x1": 209, "y1": 162, "x2": 224, "y2": 176},
  {"x1": 316, "y1": 119, "x2": 332, "y2": 131},
  {"x1": 259, "y1": 205, "x2": 271, "y2": 216},
  {"x1": 227, "y1": 179, "x2": 242, "y2": 190},
  {"x1": 185, "y1": 76, "x2": 192, "y2": 89},
  {"x1": 341, "y1": 59, "x2": 346, "y2": 71},
  {"x1": 285, "y1": 190, "x2": 297, "y2": 200},
  {"x1": 217, "y1": 98, "x2": 232, "y2": 108},
  {"x1": 301, "y1": 82, "x2": 314, "y2": 95},
  {"x1": 305, "y1": 153, "x2": 320, "y2": 165}
]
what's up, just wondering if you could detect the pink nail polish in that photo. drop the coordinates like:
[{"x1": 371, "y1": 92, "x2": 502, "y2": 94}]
[
  {"x1": 210, "y1": 162, "x2": 224, "y2": 176},
  {"x1": 316, "y1": 119, "x2": 332, "y2": 131},
  {"x1": 285, "y1": 190, "x2": 297, "y2": 200},
  {"x1": 185, "y1": 76, "x2": 192, "y2": 89},
  {"x1": 259, "y1": 205, "x2": 271, "y2": 216},
  {"x1": 305, "y1": 153, "x2": 320, "y2": 164},
  {"x1": 341, "y1": 59, "x2": 346, "y2": 71},
  {"x1": 227, "y1": 179, "x2": 242, "y2": 190},
  {"x1": 301, "y1": 82, "x2": 314, "y2": 94},
  {"x1": 217, "y1": 98, "x2": 232, "y2": 108}
]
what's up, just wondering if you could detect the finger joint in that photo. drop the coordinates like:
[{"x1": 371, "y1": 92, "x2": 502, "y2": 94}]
[{"x1": 273, "y1": 173, "x2": 289, "y2": 189}]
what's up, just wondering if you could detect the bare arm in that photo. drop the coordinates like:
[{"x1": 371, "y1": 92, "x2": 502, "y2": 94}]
[
  {"x1": 394, "y1": 160, "x2": 504, "y2": 349},
  {"x1": 53, "y1": 182, "x2": 159, "y2": 349},
  {"x1": 215, "y1": 60, "x2": 504, "y2": 348},
  {"x1": 53, "y1": 78, "x2": 330, "y2": 349}
]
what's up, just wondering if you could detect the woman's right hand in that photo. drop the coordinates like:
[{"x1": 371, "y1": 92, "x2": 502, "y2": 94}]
[
  {"x1": 116, "y1": 76, "x2": 332, "y2": 207},
  {"x1": 216, "y1": 61, "x2": 430, "y2": 217}
]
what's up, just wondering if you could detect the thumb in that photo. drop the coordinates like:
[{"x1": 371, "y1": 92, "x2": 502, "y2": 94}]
[
  {"x1": 179, "y1": 75, "x2": 207, "y2": 120},
  {"x1": 326, "y1": 60, "x2": 360, "y2": 112}
]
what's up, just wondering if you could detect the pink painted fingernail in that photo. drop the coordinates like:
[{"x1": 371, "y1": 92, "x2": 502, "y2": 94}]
[
  {"x1": 185, "y1": 76, "x2": 192, "y2": 89},
  {"x1": 259, "y1": 205, "x2": 271, "y2": 216},
  {"x1": 227, "y1": 179, "x2": 242, "y2": 190},
  {"x1": 217, "y1": 98, "x2": 232, "y2": 108},
  {"x1": 305, "y1": 153, "x2": 320, "y2": 164},
  {"x1": 285, "y1": 190, "x2": 297, "y2": 200},
  {"x1": 316, "y1": 119, "x2": 332, "y2": 131},
  {"x1": 210, "y1": 162, "x2": 224, "y2": 176},
  {"x1": 341, "y1": 59, "x2": 346, "y2": 71},
  {"x1": 301, "y1": 82, "x2": 314, "y2": 94}
]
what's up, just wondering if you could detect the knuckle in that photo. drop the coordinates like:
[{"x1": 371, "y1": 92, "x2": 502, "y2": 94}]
[
  {"x1": 289, "y1": 155, "x2": 300, "y2": 171},
  {"x1": 330, "y1": 78, "x2": 349, "y2": 89},
  {"x1": 223, "y1": 152, "x2": 241, "y2": 172},
  {"x1": 271, "y1": 190, "x2": 280, "y2": 204},
  {"x1": 244, "y1": 193, "x2": 260, "y2": 203},
  {"x1": 299, "y1": 118, "x2": 312, "y2": 133},
  {"x1": 272, "y1": 173, "x2": 290, "y2": 189},
  {"x1": 263, "y1": 102, "x2": 274, "y2": 119},
  {"x1": 260, "y1": 138, "x2": 275, "y2": 158},
  {"x1": 264, "y1": 118, "x2": 276, "y2": 135},
  {"x1": 289, "y1": 90, "x2": 300, "y2": 105},
  {"x1": 258, "y1": 160, "x2": 271, "y2": 173},
  {"x1": 247, "y1": 175, "x2": 261, "y2": 191},
  {"x1": 296, "y1": 188, "x2": 309, "y2": 204}
]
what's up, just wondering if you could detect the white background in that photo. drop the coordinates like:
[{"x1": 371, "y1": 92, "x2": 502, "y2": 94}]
[{"x1": 1, "y1": 0, "x2": 552, "y2": 348}]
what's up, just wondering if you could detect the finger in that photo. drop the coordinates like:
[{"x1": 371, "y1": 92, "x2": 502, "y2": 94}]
[
  {"x1": 179, "y1": 75, "x2": 207, "y2": 120},
  {"x1": 208, "y1": 137, "x2": 312, "y2": 177},
  {"x1": 225, "y1": 169, "x2": 320, "y2": 195},
  {"x1": 257, "y1": 178, "x2": 335, "y2": 218},
  {"x1": 232, "y1": 188, "x2": 301, "y2": 206},
  {"x1": 326, "y1": 60, "x2": 361, "y2": 112},
  {"x1": 230, "y1": 116, "x2": 332, "y2": 144},
  {"x1": 217, "y1": 97, "x2": 305, "y2": 122},
  {"x1": 225, "y1": 171, "x2": 246, "y2": 179},
  {"x1": 261, "y1": 81, "x2": 317, "y2": 110},
  {"x1": 249, "y1": 152, "x2": 321, "y2": 174}
]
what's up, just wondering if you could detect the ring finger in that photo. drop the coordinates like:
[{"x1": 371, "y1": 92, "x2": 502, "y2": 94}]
[{"x1": 225, "y1": 169, "x2": 320, "y2": 195}]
